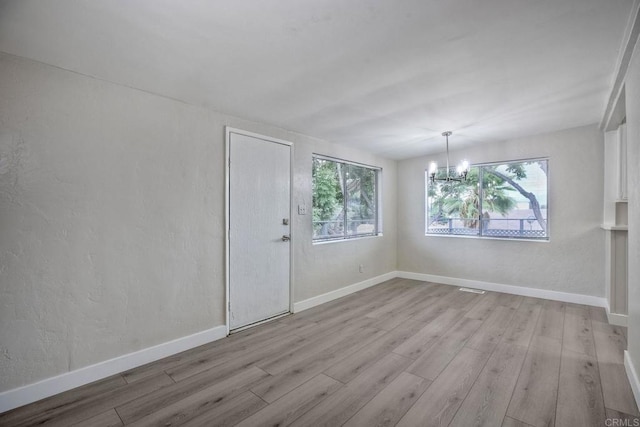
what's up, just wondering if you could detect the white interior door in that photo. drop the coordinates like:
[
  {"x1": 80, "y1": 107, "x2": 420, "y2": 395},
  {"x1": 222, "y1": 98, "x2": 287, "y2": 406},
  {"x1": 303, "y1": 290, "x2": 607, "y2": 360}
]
[{"x1": 228, "y1": 131, "x2": 291, "y2": 331}]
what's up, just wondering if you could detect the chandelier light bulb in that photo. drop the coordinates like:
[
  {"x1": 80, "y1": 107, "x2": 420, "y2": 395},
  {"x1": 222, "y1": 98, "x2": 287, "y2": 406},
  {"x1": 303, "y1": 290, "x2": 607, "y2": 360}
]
[{"x1": 429, "y1": 161, "x2": 438, "y2": 175}]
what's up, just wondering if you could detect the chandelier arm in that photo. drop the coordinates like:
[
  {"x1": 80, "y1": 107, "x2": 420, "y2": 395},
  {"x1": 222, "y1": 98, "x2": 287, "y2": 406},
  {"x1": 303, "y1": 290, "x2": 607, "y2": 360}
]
[
  {"x1": 445, "y1": 133, "x2": 450, "y2": 179},
  {"x1": 430, "y1": 131, "x2": 467, "y2": 183}
]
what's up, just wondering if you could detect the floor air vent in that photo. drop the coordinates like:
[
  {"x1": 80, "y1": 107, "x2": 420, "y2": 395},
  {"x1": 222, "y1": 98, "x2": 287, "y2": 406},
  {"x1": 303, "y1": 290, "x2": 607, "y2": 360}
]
[{"x1": 459, "y1": 287, "x2": 486, "y2": 294}]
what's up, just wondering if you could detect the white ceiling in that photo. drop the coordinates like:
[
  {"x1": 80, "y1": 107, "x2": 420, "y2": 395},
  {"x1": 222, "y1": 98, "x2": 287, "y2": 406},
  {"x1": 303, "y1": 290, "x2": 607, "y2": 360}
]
[{"x1": 0, "y1": 0, "x2": 634, "y2": 159}]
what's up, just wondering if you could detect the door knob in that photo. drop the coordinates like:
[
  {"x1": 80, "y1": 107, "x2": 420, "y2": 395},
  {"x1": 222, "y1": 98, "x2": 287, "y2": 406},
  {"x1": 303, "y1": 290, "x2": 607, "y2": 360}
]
[{"x1": 282, "y1": 235, "x2": 291, "y2": 242}]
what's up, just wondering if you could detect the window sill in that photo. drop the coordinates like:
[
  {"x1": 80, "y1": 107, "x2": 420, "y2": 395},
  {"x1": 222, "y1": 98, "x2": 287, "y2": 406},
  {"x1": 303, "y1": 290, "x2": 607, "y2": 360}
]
[
  {"x1": 600, "y1": 224, "x2": 628, "y2": 231},
  {"x1": 313, "y1": 234, "x2": 383, "y2": 245},
  {"x1": 425, "y1": 233, "x2": 549, "y2": 243}
]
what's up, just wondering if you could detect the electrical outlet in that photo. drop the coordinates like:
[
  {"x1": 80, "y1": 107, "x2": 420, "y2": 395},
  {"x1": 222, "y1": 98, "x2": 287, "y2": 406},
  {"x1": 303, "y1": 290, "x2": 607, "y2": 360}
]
[
  {"x1": 298, "y1": 204, "x2": 307, "y2": 215},
  {"x1": 359, "y1": 264, "x2": 364, "y2": 273}
]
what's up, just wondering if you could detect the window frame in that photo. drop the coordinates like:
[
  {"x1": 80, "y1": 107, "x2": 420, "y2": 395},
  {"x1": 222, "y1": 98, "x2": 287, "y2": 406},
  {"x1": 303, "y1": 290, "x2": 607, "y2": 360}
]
[
  {"x1": 425, "y1": 157, "x2": 549, "y2": 241},
  {"x1": 312, "y1": 154, "x2": 382, "y2": 243}
]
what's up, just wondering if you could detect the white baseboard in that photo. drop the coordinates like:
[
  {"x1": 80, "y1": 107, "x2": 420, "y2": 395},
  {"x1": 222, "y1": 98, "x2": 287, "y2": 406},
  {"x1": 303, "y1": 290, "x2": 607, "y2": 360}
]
[
  {"x1": 624, "y1": 350, "x2": 640, "y2": 411},
  {"x1": 605, "y1": 306, "x2": 628, "y2": 327},
  {"x1": 294, "y1": 270, "x2": 608, "y2": 314},
  {"x1": 0, "y1": 325, "x2": 227, "y2": 414},
  {"x1": 293, "y1": 271, "x2": 398, "y2": 313},
  {"x1": 396, "y1": 271, "x2": 607, "y2": 308},
  {"x1": 0, "y1": 269, "x2": 614, "y2": 413},
  {"x1": 1, "y1": 270, "x2": 399, "y2": 413}
]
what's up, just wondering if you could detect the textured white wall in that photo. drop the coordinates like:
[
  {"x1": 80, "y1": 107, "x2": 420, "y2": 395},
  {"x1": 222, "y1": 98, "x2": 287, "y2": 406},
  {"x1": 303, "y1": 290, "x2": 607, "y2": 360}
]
[
  {"x1": 626, "y1": 41, "x2": 640, "y2": 381},
  {"x1": 397, "y1": 125, "x2": 605, "y2": 297},
  {"x1": 293, "y1": 140, "x2": 397, "y2": 302},
  {"x1": 0, "y1": 53, "x2": 397, "y2": 393}
]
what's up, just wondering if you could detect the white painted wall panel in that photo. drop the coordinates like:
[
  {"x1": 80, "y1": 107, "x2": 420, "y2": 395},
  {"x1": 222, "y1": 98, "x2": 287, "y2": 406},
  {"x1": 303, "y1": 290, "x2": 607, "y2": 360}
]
[
  {"x1": 0, "y1": 52, "x2": 397, "y2": 393},
  {"x1": 0, "y1": 53, "x2": 226, "y2": 392},
  {"x1": 396, "y1": 125, "x2": 605, "y2": 297},
  {"x1": 626, "y1": 40, "x2": 640, "y2": 384}
]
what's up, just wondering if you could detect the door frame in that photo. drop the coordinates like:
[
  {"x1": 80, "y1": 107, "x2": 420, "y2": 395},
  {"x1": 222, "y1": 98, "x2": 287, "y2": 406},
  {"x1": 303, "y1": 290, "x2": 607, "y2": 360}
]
[{"x1": 225, "y1": 127, "x2": 294, "y2": 335}]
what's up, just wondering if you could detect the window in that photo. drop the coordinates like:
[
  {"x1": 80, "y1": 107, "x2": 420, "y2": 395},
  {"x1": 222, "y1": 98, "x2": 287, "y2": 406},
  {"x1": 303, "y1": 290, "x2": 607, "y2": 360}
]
[
  {"x1": 312, "y1": 155, "x2": 381, "y2": 241},
  {"x1": 426, "y1": 159, "x2": 548, "y2": 240}
]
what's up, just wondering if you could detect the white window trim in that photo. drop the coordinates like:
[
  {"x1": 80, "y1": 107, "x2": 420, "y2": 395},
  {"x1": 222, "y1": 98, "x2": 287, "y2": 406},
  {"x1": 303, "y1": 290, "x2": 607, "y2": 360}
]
[
  {"x1": 312, "y1": 154, "x2": 383, "y2": 243},
  {"x1": 425, "y1": 157, "x2": 550, "y2": 241}
]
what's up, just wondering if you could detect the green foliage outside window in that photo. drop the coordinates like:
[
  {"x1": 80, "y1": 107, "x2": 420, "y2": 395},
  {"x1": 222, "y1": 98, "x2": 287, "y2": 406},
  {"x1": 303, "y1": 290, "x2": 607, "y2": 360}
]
[
  {"x1": 312, "y1": 157, "x2": 379, "y2": 241},
  {"x1": 427, "y1": 159, "x2": 548, "y2": 239}
]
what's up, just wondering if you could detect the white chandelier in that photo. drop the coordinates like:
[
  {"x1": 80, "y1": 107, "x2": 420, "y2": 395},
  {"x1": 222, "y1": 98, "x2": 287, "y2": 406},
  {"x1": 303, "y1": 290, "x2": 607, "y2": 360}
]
[{"x1": 428, "y1": 131, "x2": 469, "y2": 183}]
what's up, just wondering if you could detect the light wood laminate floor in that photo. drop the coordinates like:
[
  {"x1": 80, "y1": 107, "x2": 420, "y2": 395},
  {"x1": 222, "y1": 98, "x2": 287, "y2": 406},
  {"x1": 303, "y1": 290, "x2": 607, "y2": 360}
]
[{"x1": 1, "y1": 278, "x2": 638, "y2": 426}]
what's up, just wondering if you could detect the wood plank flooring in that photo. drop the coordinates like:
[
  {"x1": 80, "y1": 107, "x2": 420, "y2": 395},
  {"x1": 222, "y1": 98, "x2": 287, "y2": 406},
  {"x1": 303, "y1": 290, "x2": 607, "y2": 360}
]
[{"x1": 1, "y1": 278, "x2": 638, "y2": 426}]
